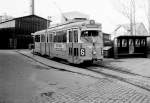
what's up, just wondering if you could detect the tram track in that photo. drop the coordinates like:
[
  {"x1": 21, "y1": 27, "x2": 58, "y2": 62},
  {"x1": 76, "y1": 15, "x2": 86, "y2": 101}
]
[
  {"x1": 78, "y1": 63, "x2": 150, "y2": 92},
  {"x1": 17, "y1": 50, "x2": 150, "y2": 92},
  {"x1": 48, "y1": 58, "x2": 150, "y2": 93},
  {"x1": 84, "y1": 66, "x2": 150, "y2": 92}
]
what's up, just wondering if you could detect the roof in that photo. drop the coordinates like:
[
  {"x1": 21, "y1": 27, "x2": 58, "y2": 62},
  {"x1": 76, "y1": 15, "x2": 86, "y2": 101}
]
[
  {"x1": 115, "y1": 22, "x2": 145, "y2": 31},
  {"x1": 0, "y1": 15, "x2": 50, "y2": 24},
  {"x1": 103, "y1": 32, "x2": 111, "y2": 35},
  {"x1": 33, "y1": 20, "x2": 102, "y2": 35},
  {"x1": 62, "y1": 11, "x2": 89, "y2": 20}
]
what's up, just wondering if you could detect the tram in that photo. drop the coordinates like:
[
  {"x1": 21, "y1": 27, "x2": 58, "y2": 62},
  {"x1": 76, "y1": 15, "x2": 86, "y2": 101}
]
[{"x1": 33, "y1": 19, "x2": 103, "y2": 64}]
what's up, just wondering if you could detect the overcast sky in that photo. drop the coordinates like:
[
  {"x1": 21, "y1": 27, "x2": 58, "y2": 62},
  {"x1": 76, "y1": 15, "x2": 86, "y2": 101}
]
[{"x1": 0, "y1": 0, "x2": 148, "y2": 33}]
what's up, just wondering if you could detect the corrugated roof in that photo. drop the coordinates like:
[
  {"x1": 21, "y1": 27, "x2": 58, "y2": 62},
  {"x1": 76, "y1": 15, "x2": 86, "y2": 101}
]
[{"x1": 0, "y1": 15, "x2": 50, "y2": 24}]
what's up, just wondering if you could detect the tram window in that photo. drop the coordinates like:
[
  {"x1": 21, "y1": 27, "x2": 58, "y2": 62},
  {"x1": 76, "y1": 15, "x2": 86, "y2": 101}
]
[
  {"x1": 41, "y1": 34, "x2": 45, "y2": 42},
  {"x1": 81, "y1": 30, "x2": 98, "y2": 37},
  {"x1": 69, "y1": 31, "x2": 72, "y2": 42},
  {"x1": 54, "y1": 35, "x2": 57, "y2": 42},
  {"x1": 74, "y1": 48, "x2": 79, "y2": 56},
  {"x1": 74, "y1": 30, "x2": 78, "y2": 42},
  {"x1": 62, "y1": 30, "x2": 67, "y2": 42},
  {"x1": 35, "y1": 35, "x2": 40, "y2": 42},
  {"x1": 54, "y1": 30, "x2": 67, "y2": 43},
  {"x1": 48, "y1": 34, "x2": 52, "y2": 42}
]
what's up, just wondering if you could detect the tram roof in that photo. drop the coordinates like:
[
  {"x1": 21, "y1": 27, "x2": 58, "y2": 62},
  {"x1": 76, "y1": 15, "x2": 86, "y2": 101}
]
[{"x1": 33, "y1": 20, "x2": 102, "y2": 35}]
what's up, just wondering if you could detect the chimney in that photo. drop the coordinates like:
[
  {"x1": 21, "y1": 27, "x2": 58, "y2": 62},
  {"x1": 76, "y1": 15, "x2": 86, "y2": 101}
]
[{"x1": 30, "y1": 0, "x2": 35, "y2": 15}]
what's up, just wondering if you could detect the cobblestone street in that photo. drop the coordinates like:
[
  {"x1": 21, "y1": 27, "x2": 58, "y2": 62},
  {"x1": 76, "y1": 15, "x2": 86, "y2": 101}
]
[
  {"x1": 35, "y1": 78, "x2": 150, "y2": 103},
  {"x1": 1, "y1": 50, "x2": 150, "y2": 103}
]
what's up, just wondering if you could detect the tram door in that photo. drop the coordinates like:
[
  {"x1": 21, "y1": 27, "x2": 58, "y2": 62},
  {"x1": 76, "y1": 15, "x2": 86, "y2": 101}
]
[
  {"x1": 68, "y1": 29, "x2": 79, "y2": 63},
  {"x1": 129, "y1": 39, "x2": 134, "y2": 54}
]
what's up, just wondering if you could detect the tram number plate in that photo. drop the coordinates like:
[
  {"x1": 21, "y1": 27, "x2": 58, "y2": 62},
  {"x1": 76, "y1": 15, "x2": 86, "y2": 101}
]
[{"x1": 80, "y1": 48, "x2": 85, "y2": 56}]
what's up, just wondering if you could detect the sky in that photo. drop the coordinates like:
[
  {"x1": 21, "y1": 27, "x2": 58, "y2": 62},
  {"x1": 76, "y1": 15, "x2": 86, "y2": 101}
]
[{"x1": 0, "y1": 0, "x2": 148, "y2": 33}]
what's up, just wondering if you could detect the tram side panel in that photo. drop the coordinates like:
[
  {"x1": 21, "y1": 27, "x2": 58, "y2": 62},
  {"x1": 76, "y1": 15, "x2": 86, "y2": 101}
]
[
  {"x1": 40, "y1": 42, "x2": 45, "y2": 55},
  {"x1": 52, "y1": 43, "x2": 68, "y2": 60},
  {"x1": 67, "y1": 43, "x2": 81, "y2": 64},
  {"x1": 34, "y1": 42, "x2": 40, "y2": 53},
  {"x1": 95, "y1": 43, "x2": 103, "y2": 60},
  {"x1": 34, "y1": 35, "x2": 41, "y2": 54},
  {"x1": 80, "y1": 43, "x2": 93, "y2": 61},
  {"x1": 45, "y1": 42, "x2": 49, "y2": 56}
]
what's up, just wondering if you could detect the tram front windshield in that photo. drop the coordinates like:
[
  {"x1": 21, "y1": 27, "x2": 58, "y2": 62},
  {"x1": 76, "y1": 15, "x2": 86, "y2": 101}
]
[
  {"x1": 81, "y1": 30, "x2": 98, "y2": 37},
  {"x1": 81, "y1": 30, "x2": 100, "y2": 43}
]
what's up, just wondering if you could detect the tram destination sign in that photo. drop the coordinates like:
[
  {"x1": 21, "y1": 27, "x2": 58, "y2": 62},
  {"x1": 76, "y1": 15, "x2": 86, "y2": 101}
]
[{"x1": 54, "y1": 43, "x2": 66, "y2": 51}]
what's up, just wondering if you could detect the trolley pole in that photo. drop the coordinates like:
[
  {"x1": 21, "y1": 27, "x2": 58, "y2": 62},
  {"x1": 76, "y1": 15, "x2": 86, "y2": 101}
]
[
  {"x1": 31, "y1": 33, "x2": 35, "y2": 57},
  {"x1": 46, "y1": 16, "x2": 51, "y2": 54},
  {"x1": 46, "y1": 16, "x2": 51, "y2": 36}
]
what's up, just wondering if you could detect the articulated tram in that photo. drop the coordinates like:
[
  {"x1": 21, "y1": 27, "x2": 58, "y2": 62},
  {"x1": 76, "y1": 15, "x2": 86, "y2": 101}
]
[{"x1": 33, "y1": 19, "x2": 103, "y2": 64}]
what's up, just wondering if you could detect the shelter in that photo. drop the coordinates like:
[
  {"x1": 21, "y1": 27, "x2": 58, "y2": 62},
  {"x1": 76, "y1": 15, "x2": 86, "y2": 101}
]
[
  {"x1": 114, "y1": 35, "x2": 150, "y2": 58},
  {"x1": 113, "y1": 23, "x2": 148, "y2": 39}
]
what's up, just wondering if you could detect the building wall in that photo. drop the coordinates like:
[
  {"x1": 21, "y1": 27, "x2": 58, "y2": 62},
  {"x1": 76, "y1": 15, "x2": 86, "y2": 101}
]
[
  {"x1": 0, "y1": 20, "x2": 15, "y2": 29},
  {"x1": 15, "y1": 16, "x2": 48, "y2": 35},
  {"x1": 136, "y1": 24, "x2": 148, "y2": 36},
  {"x1": 0, "y1": 15, "x2": 48, "y2": 49},
  {"x1": 113, "y1": 23, "x2": 148, "y2": 40}
]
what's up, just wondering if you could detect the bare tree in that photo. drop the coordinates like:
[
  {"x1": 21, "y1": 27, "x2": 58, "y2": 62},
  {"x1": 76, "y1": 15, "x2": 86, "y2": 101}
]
[
  {"x1": 111, "y1": 0, "x2": 150, "y2": 35},
  {"x1": 141, "y1": 0, "x2": 150, "y2": 35},
  {"x1": 110, "y1": 0, "x2": 136, "y2": 35}
]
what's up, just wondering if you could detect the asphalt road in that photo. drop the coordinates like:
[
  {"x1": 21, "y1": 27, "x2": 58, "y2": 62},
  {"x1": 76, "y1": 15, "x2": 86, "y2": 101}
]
[{"x1": 0, "y1": 50, "x2": 39, "y2": 103}]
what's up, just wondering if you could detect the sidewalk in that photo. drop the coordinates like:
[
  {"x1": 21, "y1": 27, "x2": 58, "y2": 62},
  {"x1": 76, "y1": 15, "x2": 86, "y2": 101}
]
[
  {"x1": 16, "y1": 50, "x2": 150, "y2": 103},
  {"x1": 103, "y1": 58, "x2": 150, "y2": 77}
]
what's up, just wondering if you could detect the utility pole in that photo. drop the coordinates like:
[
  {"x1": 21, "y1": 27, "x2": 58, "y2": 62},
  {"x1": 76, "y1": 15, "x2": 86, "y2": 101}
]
[
  {"x1": 130, "y1": 0, "x2": 133, "y2": 35},
  {"x1": 130, "y1": 0, "x2": 136, "y2": 35},
  {"x1": 46, "y1": 16, "x2": 51, "y2": 42},
  {"x1": 148, "y1": 0, "x2": 150, "y2": 35},
  {"x1": 132, "y1": 0, "x2": 136, "y2": 35}
]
